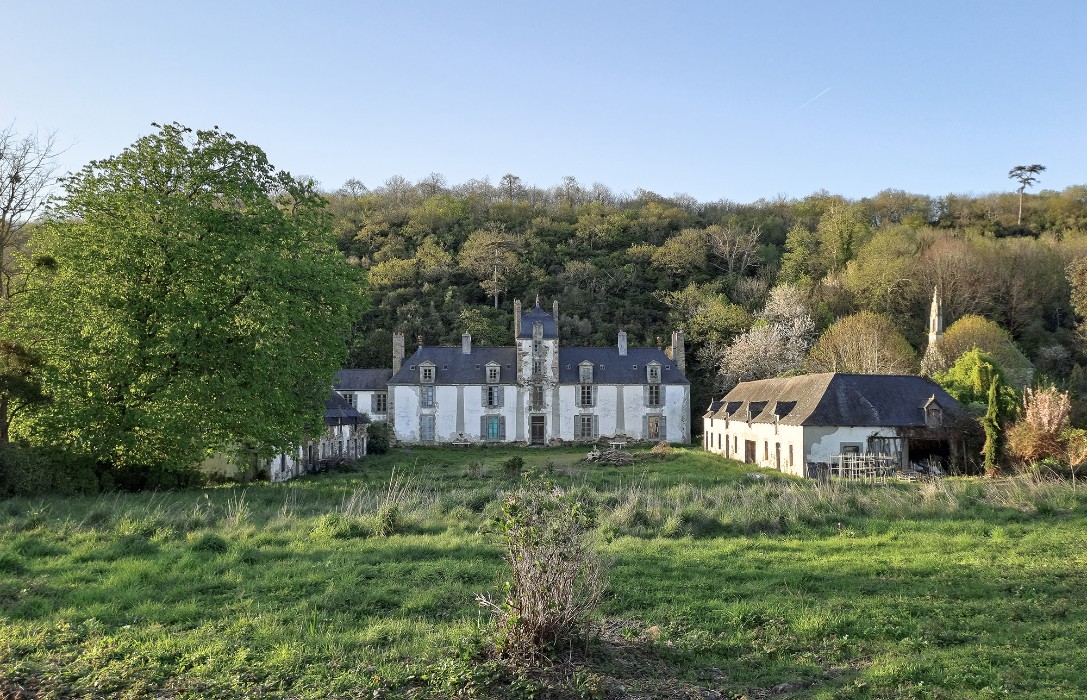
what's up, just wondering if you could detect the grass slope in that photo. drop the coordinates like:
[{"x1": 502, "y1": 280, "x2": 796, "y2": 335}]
[{"x1": 1, "y1": 446, "x2": 1085, "y2": 699}]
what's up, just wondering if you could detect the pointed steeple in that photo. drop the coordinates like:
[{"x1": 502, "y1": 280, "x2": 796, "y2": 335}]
[
  {"x1": 921, "y1": 286, "x2": 947, "y2": 377},
  {"x1": 928, "y1": 286, "x2": 944, "y2": 346}
]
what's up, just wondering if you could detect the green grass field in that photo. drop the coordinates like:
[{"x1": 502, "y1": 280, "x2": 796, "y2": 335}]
[{"x1": 2, "y1": 445, "x2": 1085, "y2": 699}]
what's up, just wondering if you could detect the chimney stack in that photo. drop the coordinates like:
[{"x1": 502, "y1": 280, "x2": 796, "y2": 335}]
[
  {"x1": 513, "y1": 299, "x2": 522, "y2": 338},
  {"x1": 553, "y1": 299, "x2": 559, "y2": 321},
  {"x1": 392, "y1": 332, "x2": 405, "y2": 374},
  {"x1": 462, "y1": 332, "x2": 472, "y2": 354},
  {"x1": 656, "y1": 336, "x2": 663, "y2": 351},
  {"x1": 617, "y1": 329, "x2": 628, "y2": 356},
  {"x1": 672, "y1": 330, "x2": 686, "y2": 373},
  {"x1": 417, "y1": 335, "x2": 424, "y2": 348}
]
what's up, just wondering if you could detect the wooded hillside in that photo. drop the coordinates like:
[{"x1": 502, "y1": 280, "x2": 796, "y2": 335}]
[{"x1": 330, "y1": 175, "x2": 1087, "y2": 420}]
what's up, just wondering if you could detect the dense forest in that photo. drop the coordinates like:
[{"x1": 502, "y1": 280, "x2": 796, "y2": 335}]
[{"x1": 326, "y1": 173, "x2": 1087, "y2": 423}]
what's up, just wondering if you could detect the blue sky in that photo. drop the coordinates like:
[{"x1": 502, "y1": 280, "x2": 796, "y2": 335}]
[{"x1": 5, "y1": 1, "x2": 1085, "y2": 203}]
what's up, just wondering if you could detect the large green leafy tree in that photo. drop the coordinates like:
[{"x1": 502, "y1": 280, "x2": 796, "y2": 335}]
[{"x1": 10, "y1": 123, "x2": 365, "y2": 471}]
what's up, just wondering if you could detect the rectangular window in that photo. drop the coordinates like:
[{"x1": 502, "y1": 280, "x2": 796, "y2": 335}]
[
  {"x1": 532, "y1": 383, "x2": 544, "y2": 409},
  {"x1": 579, "y1": 384, "x2": 593, "y2": 407},
  {"x1": 647, "y1": 365, "x2": 661, "y2": 383},
  {"x1": 579, "y1": 364, "x2": 593, "y2": 384},
  {"x1": 374, "y1": 392, "x2": 387, "y2": 413},
  {"x1": 647, "y1": 416, "x2": 661, "y2": 440},
  {"x1": 421, "y1": 366, "x2": 434, "y2": 383},
  {"x1": 487, "y1": 385, "x2": 502, "y2": 407},
  {"x1": 533, "y1": 339, "x2": 543, "y2": 354},
  {"x1": 789, "y1": 444, "x2": 794, "y2": 467},
  {"x1": 487, "y1": 416, "x2": 501, "y2": 440},
  {"x1": 533, "y1": 359, "x2": 544, "y2": 376},
  {"x1": 764, "y1": 441, "x2": 769, "y2": 461},
  {"x1": 343, "y1": 392, "x2": 356, "y2": 407},
  {"x1": 648, "y1": 384, "x2": 662, "y2": 406},
  {"x1": 577, "y1": 415, "x2": 594, "y2": 439},
  {"x1": 420, "y1": 415, "x2": 435, "y2": 441},
  {"x1": 487, "y1": 365, "x2": 500, "y2": 383},
  {"x1": 421, "y1": 386, "x2": 434, "y2": 408}
]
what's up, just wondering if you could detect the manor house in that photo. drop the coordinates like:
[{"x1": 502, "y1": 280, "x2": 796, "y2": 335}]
[{"x1": 383, "y1": 300, "x2": 690, "y2": 445}]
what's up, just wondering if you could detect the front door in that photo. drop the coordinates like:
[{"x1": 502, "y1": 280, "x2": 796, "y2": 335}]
[
  {"x1": 530, "y1": 416, "x2": 546, "y2": 445},
  {"x1": 744, "y1": 440, "x2": 757, "y2": 464}
]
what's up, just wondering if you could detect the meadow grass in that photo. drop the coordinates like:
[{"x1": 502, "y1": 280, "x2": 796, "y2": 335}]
[{"x1": 1, "y1": 445, "x2": 1085, "y2": 698}]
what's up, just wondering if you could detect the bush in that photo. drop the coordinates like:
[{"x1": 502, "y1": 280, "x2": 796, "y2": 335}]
[
  {"x1": 0, "y1": 445, "x2": 101, "y2": 497},
  {"x1": 477, "y1": 480, "x2": 605, "y2": 667},
  {"x1": 502, "y1": 456, "x2": 524, "y2": 478},
  {"x1": 367, "y1": 422, "x2": 394, "y2": 455}
]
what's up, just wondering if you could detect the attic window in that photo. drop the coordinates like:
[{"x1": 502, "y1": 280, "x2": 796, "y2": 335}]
[
  {"x1": 632, "y1": 365, "x2": 638, "y2": 370},
  {"x1": 409, "y1": 365, "x2": 415, "y2": 370},
  {"x1": 442, "y1": 365, "x2": 447, "y2": 370},
  {"x1": 506, "y1": 364, "x2": 512, "y2": 369},
  {"x1": 665, "y1": 365, "x2": 671, "y2": 370},
  {"x1": 475, "y1": 364, "x2": 480, "y2": 369}
]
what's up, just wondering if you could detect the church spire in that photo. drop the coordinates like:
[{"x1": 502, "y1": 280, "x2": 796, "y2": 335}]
[
  {"x1": 928, "y1": 286, "x2": 944, "y2": 346},
  {"x1": 921, "y1": 286, "x2": 947, "y2": 377}
]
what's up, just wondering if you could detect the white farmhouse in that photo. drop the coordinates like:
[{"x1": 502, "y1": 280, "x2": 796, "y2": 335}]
[
  {"x1": 703, "y1": 373, "x2": 967, "y2": 477},
  {"x1": 387, "y1": 300, "x2": 691, "y2": 445}
]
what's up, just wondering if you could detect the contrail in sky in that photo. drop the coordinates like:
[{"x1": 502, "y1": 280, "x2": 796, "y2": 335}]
[{"x1": 798, "y1": 87, "x2": 832, "y2": 111}]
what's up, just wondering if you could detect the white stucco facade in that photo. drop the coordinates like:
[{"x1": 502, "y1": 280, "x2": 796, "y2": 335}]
[{"x1": 387, "y1": 302, "x2": 691, "y2": 446}]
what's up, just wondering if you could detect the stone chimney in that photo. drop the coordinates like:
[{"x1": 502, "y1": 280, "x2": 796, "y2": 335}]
[
  {"x1": 656, "y1": 336, "x2": 663, "y2": 351},
  {"x1": 552, "y1": 299, "x2": 560, "y2": 343},
  {"x1": 462, "y1": 332, "x2": 472, "y2": 354},
  {"x1": 417, "y1": 335, "x2": 424, "y2": 348},
  {"x1": 617, "y1": 329, "x2": 628, "y2": 356},
  {"x1": 672, "y1": 330, "x2": 686, "y2": 373},
  {"x1": 513, "y1": 299, "x2": 522, "y2": 338},
  {"x1": 392, "y1": 332, "x2": 405, "y2": 374}
]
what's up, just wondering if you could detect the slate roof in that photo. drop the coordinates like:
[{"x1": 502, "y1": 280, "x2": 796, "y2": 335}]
[
  {"x1": 387, "y1": 346, "x2": 689, "y2": 385},
  {"x1": 516, "y1": 304, "x2": 559, "y2": 339},
  {"x1": 323, "y1": 392, "x2": 370, "y2": 426},
  {"x1": 558, "y1": 347, "x2": 689, "y2": 385},
  {"x1": 334, "y1": 368, "x2": 393, "y2": 392},
  {"x1": 710, "y1": 373, "x2": 963, "y2": 427},
  {"x1": 389, "y1": 347, "x2": 518, "y2": 385}
]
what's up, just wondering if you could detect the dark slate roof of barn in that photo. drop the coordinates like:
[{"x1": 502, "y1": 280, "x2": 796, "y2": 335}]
[
  {"x1": 710, "y1": 373, "x2": 963, "y2": 427},
  {"x1": 558, "y1": 348, "x2": 689, "y2": 385},
  {"x1": 516, "y1": 304, "x2": 559, "y2": 339},
  {"x1": 389, "y1": 347, "x2": 519, "y2": 385},
  {"x1": 334, "y1": 368, "x2": 393, "y2": 392},
  {"x1": 324, "y1": 392, "x2": 370, "y2": 425}
]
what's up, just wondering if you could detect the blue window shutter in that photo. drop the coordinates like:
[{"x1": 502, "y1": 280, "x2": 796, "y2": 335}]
[
  {"x1": 481, "y1": 386, "x2": 488, "y2": 407},
  {"x1": 592, "y1": 385, "x2": 598, "y2": 407},
  {"x1": 593, "y1": 415, "x2": 599, "y2": 438},
  {"x1": 499, "y1": 417, "x2": 507, "y2": 440},
  {"x1": 498, "y1": 386, "x2": 504, "y2": 407},
  {"x1": 660, "y1": 415, "x2": 668, "y2": 441},
  {"x1": 642, "y1": 415, "x2": 649, "y2": 438},
  {"x1": 480, "y1": 415, "x2": 487, "y2": 439},
  {"x1": 370, "y1": 393, "x2": 377, "y2": 413}
]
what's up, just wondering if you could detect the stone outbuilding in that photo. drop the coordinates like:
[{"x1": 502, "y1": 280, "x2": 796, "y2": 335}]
[{"x1": 703, "y1": 373, "x2": 969, "y2": 477}]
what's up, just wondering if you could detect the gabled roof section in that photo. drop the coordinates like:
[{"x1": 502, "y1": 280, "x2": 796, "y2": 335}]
[
  {"x1": 558, "y1": 347, "x2": 689, "y2": 385},
  {"x1": 324, "y1": 392, "x2": 370, "y2": 425},
  {"x1": 711, "y1": 373, "x2": 964, "y2": 427},
  {"x1": 389, "y1": 347, "x2": 518, "y2": 385},
  {"x1": 334, "y1": 368, "x2": 393, "y2": 392},
  {"x1": 516, "y1": 304, "x2": 558, "y2": 339}
]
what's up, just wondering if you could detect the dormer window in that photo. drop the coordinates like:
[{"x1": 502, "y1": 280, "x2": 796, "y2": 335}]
[
  {"x1": 532, "y1": 359, "x2": 544, "y2": 376},
  {"x1": 533, "y1": 322, "x2": 543, "y2": 339},
  {"x1": 486, "y1": 363, "x2": 500, "y2": 384},
  {"x1": 647, "y1": 362, "x2": 661, "y2": 384},
  {"x1": 924, "y1": 395, "x2": 944, "y2": 428},
  {"x1": 579, "y1": 362, "x2": 593, "y2": 384},
  {"x1": 420, "y1": 362, "x2": 435, "y2": 384}
]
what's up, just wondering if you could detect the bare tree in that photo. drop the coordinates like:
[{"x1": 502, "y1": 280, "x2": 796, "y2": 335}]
[
  {"x1": 0, "y1": 125, "x2": 61, "y2": 445},
  {"x1": 1, "y1": 125, "x2": 60, "y2": 299},
  {"x1": 1008, "y1": 164, "x2": 1046, "y2": 226},
  {"x1": 705, "y1": 224, "x2": 761, "y2": 277}
]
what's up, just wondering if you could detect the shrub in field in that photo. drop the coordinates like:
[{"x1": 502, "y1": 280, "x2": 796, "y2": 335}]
[
  {"x1": 477, "y1": 480, "x2": 605, "y2": 667},
  {"x1": 367, "y1": 422, "x2": 394, "y2": 454},
  {"x1": 502, "y1": 456, "x2": 524, "y2": 478}
]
